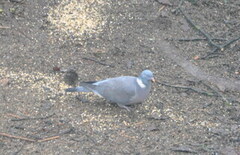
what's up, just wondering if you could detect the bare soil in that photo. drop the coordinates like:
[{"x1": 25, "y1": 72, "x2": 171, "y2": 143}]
[{"x1": 0, "y1": 0, "x2": 240, "y2": 154}]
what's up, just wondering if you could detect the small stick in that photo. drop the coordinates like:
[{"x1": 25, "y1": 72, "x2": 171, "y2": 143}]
[
  {"x1": 59, "y1": 128, "x2": 75, "y2": 135},
  {"x1": 37, "y1": 128, "x2": 73, "y2": 142},
  {"x1": 158, "y1": 81, "x2": 239, "y2": 104},
  {"x1": 38, "y1": 136, "x2": 60, "y2": 142},
  {"x1": 0, "y1": 132, "x2": 35, "y2": 142},
  {"x1": 134, "y1": 121, "x2": 145, "y2": 126},
  {"x1": 119, "y1": 131, "x2": 135, "y2": 139},
  {"x1": 158, "y1": 5, "x2": 166, "y2": 12},
  {"x1": 201, "y1": 36, "x2": 240, "y2": 59},
  {"x1": 172, "y1": 0, "x2": 184, "y2": 13},
  {"x1": 157, "y1": 81, "x2": 216, "y2": 96},
  {"x1": 174, "y1": 38, "x2": 227, "y2": 42},
  {"x1": 154, "y1": 0, "x2": 173, "y2": 6},
  {"x1": 6, "y1": 113, "x2": 22, "y2": 118},
  {"x1": 171, "y1": 146, "x2": 197, "y2": 153},
  {"x1": 0, "y1": 26, "x2": 10, "y2": 29},
  {"x1": 220, "y1": 36, "x2": 240, "y2": 49},
  {"x1": 82, "y1": 57, "x2": 114, "y2": 68},
  {"x1": 201, "y1": 82, "x2": 233, "y2": 104}
]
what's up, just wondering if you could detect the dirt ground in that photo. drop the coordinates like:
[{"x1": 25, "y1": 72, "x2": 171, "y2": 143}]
[{"x1": 0, "y1": 0, "x2": 240, "y2": 154}]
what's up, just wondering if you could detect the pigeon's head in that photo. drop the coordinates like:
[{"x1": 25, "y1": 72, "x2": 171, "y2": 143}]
[{"x1": 140, "y1": 70, "x2": 155, "y2": 84}]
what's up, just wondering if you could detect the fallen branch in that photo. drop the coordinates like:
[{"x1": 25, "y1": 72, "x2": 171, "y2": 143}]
[
  {"x1": 0, "y1": 132, "x2": 35, "y2": 142},
  {"x1": 82, "y1": 57, "x2": 115, "y2": 68}
]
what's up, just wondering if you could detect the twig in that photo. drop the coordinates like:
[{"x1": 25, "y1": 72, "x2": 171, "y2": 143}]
[
  {"x1": 158, "y1": 5, "x2": 166, "y2": 12},
  {"x1": 199, "y1": 52, "x2": 224, "y2": 60},
  {"x1": 221, "y1": 35, "x2": 240, "y2": 49},
  {"x1": 201, "y1": 82, "x2": 234, "y2": 104},
  {"x1": 153, "y1": 0, "x2": 173, "y2": 6},
  {"x1": 0, "y1": 26, "x2": 10, "y2": 29},
  {"x1": 158, "y1": 81, "x2": 240, "y2": 104},
  {"x1": 11, "y1": 113, "x2": 55, "y2": 121},
  {"x1": 119, "y1": 131, "x2": 136, "y2": 139},
  {"x1": 174, "y1": 38, "x2": 227, "y2": 42},
  {"x1": 82, "y1": 57, "x2": 114, "y2": 68},
  {"x1": 174, "y1": 2, "x2": 240, "y2": 60},
  {"x1": 179, "y1": 8, "x2": 221, "y2": 49},
  {"x1": 0, "y1": 132, "x2": 36, "y2": 142},
  {"x1": 37, "y1": 136, "x2": 60, "y2": 142},
  {"x1": 172, "y1": 0, "x2": 184, "y2": 13},
  {"x1": 0, "y1": 128, "x2": 73, "y2": 143},
  {"x1": 38, "y1": 128, "x2": 74, "y2": 142},
  {"x1": 6, "y1": 113, "x2": 22, "y2": 118},
  {"x1": 201, "y1": 36, "x2": 240, "y2": 59},
  {"x1": 171, "y1": 146, "x2": 197, "y2": 153},
  {"x1": 157, "y1": 81, "x2": 217, "y2": 96},
  {"x1": 61, "y1": 128, "x2": 75, "y2": 134}
]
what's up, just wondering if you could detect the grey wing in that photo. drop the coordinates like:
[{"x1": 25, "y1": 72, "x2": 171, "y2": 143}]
[{"x1": 94, "y1": 76, "x2": 137, "y2": 105}]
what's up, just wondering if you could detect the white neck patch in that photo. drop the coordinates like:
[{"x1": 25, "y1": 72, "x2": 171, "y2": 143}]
[{"x1": 136, "y1": 78, "x2": 146, "y2": 88}]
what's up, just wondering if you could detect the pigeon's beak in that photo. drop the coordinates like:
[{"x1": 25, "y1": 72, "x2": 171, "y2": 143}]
[{"x1": 151, "y1": 78, "x2": 155, "y2": 83}]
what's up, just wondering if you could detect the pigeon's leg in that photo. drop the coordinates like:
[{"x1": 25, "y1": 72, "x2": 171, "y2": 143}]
[{"x1": 117, "y1": 103, "x2": 132, "y2": 111}]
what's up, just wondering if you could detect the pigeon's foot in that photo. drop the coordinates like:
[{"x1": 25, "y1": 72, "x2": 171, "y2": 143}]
[{"x1": 117, "y1": 104, "x2": 132, "y2": 112}]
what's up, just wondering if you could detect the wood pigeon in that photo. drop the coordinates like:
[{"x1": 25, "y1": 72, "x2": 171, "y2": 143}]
[{"x1": 65, "y1": 70, "x2": 155, "y2": 111}]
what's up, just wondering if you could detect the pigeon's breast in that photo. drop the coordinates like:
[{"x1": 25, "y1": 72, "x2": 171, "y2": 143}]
[{"x1": 128, "y1": 81, "x2": 151, "y2": 105}]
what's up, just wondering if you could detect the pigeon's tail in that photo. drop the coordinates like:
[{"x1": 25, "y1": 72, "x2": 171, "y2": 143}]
[{"x1": 65, "y1": 86, "x2": 91, "y2": 92}]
